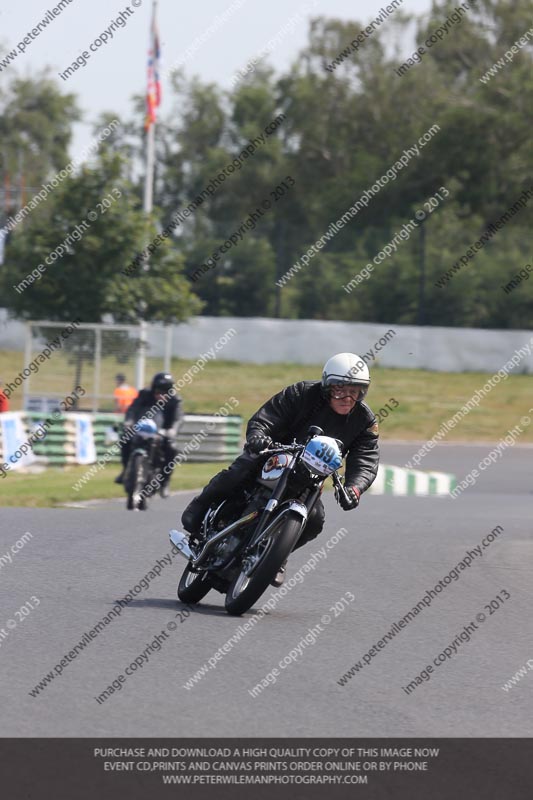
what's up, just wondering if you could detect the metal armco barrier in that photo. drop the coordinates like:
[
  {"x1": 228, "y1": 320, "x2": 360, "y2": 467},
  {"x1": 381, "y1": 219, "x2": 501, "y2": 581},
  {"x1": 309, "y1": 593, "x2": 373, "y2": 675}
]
[
  {"x1": 176, "y1": 415, "x2": 243, "y2": 462},
  {"x1": 0, "y1": 412, "x2": 243, "y2": 467}
]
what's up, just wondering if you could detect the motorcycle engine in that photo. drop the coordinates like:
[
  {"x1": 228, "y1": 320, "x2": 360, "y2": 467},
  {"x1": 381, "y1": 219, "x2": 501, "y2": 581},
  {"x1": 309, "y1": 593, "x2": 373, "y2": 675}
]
[
  {"x1": 207, "y1": 490, "x2": 266, "y2": 569},
  {"x1": 211, "y1": 533, "x2": 241, "y2": 567}
]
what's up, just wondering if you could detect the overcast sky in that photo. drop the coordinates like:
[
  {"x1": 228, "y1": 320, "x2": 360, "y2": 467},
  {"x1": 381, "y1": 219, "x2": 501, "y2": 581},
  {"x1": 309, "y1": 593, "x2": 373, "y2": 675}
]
[{"x1": 1, "y1": 0, "x2": 432, "y2": 156}]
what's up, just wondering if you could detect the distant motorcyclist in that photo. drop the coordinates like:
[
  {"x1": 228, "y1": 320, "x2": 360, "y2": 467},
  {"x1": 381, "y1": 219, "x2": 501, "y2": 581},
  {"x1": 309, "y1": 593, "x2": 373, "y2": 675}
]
[
  {"x1": 181, "y1": 353, "x2": 379, "y2": 583},
  {"x1": 115, "y1": 372, "x2": 183, "y2": 498}
]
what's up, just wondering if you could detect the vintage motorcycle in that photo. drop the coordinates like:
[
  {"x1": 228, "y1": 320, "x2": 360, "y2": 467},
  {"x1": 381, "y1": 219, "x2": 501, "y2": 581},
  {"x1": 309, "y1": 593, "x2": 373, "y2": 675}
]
[
  {"x1": 123, "y1": 419, "x2": 164, "y2": 511},
  {"x1": 169, "y1": 426, "x2": 352, "y2": 615}
]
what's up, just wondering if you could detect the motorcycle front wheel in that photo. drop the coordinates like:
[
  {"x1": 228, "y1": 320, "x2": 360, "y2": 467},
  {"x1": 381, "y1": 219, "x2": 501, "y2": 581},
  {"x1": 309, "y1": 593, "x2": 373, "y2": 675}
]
[
  {"x1": 126, "y1": 452, "x2": 148, "y2": 511},
  {"x1": 178, "y1": 564, "x2": 213, "y2": 603},
  {"x1": 224, "y1": 511, "x2": 303, "y2": 616}
]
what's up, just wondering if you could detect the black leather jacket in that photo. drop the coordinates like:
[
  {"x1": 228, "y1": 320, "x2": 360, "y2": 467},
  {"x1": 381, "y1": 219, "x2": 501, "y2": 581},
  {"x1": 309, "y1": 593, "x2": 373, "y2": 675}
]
[
  {"x1": 126, "y1": 389, "x2": 183, "y2": 438},
  {"x1": 246, "y1": 381, "x2": 379, "y2": 493}
]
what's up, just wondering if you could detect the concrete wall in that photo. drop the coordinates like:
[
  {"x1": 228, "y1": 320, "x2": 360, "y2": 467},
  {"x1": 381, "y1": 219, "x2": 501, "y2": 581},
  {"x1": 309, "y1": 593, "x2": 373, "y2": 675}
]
[
  {"x1": 168, "y1": 317, "x2": 533, "y2": 374},
  {"x1": 2, "y1": 309, "x2": 533, "y2": 374}
]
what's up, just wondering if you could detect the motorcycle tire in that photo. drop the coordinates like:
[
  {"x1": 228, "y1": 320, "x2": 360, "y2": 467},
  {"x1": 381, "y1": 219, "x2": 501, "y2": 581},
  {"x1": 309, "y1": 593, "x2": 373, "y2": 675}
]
[
  {"x1": 178, "y1": 564, "x2": 213, "y2": 604},
  {"x1": 127, "y1": 452, "x2": 148, "y2": 511},
  {"x1": 224, "y1": 511, "x2": 303, "y2": 616}
]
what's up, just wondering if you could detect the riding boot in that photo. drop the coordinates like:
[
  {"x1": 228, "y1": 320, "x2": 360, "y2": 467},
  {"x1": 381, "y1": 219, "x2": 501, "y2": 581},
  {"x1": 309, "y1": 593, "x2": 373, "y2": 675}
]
[{"x1": 181, "y1": 452, "x2": 258, "y2": 534}]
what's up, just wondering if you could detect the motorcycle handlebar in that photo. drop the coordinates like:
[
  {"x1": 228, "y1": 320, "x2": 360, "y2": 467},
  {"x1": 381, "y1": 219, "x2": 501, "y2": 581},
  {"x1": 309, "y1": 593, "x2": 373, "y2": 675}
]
[
  {"x1": 258, "y1": 443, "x2": 304, "y2": 456},
  {"x1": 133, "y1": 431, "x2": 164, "y2": 440}
]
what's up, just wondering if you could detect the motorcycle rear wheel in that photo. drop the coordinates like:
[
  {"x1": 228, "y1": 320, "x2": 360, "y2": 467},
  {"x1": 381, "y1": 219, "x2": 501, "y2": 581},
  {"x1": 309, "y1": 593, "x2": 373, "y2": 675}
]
[
  {"x1": 224, "y1": 511, "x2": 303, "y2": 616},
  {"x1": 178, "y1": 564, "x2": 213, "y2": 603}
]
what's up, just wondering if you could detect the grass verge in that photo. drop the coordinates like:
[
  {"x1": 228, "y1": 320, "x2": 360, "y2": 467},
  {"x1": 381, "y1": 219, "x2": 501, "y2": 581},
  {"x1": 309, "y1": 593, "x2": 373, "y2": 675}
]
[{"x1": 0, "y1": 462, "x2": 226, "y2": 508}]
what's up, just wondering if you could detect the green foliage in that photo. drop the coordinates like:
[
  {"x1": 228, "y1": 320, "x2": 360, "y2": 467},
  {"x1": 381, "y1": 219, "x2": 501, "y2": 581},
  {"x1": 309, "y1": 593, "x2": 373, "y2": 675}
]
[
  {"x1": 148, "y1": 0, "x2": 532, "y2": 326},
  {"x1": 1, "y1": 0, "x2": 532, "y2": 327},
  {"x1": 0, "y1": 152, "x2": 201, "y2": 324},
  {"x1": 0, "y1": 71, "x2": 81, "y2": 187}
]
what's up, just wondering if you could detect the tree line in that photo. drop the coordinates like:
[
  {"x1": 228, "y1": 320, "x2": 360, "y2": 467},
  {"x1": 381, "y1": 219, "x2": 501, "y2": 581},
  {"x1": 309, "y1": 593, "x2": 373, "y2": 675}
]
[{"x1": 0, "y1": 0, "x2": 531, "y2": 329}]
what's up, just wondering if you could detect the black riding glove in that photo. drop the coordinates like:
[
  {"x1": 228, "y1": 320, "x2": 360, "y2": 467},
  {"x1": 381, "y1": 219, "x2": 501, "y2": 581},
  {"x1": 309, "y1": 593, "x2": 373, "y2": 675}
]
[
  {"x1": 337, "y1": 485, "x2": 361, "y2": 511},
  {"x1": 245, "y1": 434, "x2": 273, "y2": 454}
]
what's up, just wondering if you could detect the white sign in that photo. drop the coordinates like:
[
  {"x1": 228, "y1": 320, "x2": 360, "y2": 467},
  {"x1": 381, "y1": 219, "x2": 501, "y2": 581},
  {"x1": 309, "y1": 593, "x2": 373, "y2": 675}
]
[
  {"x1": 66, "y1": 413, "x2": 97, "y2": 464},
  {"x1": 0, "y1": 412, "x2": 37, "y2": 470}
]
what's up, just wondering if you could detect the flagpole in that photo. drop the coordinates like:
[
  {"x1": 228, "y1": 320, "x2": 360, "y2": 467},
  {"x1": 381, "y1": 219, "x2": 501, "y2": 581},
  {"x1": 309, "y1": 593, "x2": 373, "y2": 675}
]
[
  {"x1": 137, "y1": 0, "x2": 159, "y2": 384},
  {"x1": 143, "y1": 0, "x2": 158, "y2": 216},
  {"x1": 142, "y1": 0, "x2": 159, "y2": 259},
  {"x1": 143, "y1": 121, "x2": 155, "y2": 215}
]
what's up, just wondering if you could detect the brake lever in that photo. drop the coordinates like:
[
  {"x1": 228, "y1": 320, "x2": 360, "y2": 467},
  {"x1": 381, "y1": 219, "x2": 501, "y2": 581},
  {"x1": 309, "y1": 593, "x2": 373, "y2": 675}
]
[{"x1": 332, "y1": 471, "x2": 351, "y2": 504}]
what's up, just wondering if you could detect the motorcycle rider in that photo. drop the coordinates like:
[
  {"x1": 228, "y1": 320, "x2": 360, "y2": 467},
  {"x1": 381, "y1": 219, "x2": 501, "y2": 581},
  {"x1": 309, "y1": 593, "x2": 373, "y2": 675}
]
[
  {"x1": 181, "y1": 353, "x2": 379, "y2": 583},
  {"x1": 115, "y1": 372, "x2": 183, "y2": 498}
]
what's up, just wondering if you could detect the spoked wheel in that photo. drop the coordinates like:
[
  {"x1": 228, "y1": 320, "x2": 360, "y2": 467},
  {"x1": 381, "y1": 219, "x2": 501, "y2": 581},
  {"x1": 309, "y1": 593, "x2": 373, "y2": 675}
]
[
  {"x1": 224, "y1": 511, "x2": 303, "y2": 616},
  {"x1": 178, "y1": 564, "x2": 213, "y2": 604},
  {"x1": 126, "y1": 453, "x2": 148, "y2": 511}
]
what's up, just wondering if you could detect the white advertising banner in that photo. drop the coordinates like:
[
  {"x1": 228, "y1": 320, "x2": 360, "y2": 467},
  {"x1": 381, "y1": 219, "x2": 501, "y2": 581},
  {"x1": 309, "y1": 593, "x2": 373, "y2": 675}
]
[
  {"x1": 66, "y1": 413, "x2": 97, "y2": 465},
  {"x1": 0, "y1": 411, "x2": 37, "y2": 471}
]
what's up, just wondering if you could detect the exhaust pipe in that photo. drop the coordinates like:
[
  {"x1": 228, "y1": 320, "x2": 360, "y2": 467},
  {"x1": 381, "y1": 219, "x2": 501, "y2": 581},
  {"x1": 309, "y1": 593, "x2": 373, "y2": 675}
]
[
  {"x1": 190, "y1": 510, "x2": 260, "y2": 567},
  {"x1": 169, "y1": 529, "x2": 193, "y2": 560},
  {"x1": 170, "y1": 509, "x2": 260, "y2": 567}
]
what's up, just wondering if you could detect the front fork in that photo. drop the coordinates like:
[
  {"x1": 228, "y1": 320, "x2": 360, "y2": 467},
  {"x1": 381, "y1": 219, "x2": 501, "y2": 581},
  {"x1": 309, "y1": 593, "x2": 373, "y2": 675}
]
[
  {"x1": 246, "y1": 467, "x2": 293, "y2": 550},
  {"x1": 247, "y1": 482, "x2": 322, "y2": 552}
]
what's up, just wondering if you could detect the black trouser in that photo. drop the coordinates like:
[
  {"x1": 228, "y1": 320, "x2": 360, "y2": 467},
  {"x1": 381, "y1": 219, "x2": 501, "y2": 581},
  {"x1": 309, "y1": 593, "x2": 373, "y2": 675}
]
[{"x1": 184, "y1": 452, "x2": 325, "y2": 549}]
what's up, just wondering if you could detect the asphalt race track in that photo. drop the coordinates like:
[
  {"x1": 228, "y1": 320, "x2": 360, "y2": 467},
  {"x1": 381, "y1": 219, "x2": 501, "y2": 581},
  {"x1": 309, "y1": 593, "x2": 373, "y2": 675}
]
[{"x1": 1, "y1": 443, "x2": 531, "y2": 737}]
